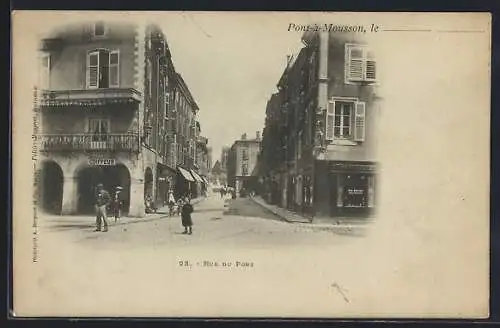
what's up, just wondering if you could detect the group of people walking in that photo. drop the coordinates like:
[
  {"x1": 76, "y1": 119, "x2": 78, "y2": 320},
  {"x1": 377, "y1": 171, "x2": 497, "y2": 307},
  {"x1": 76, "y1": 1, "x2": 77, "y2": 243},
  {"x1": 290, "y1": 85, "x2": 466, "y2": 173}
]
[{"x1": 93, "y1": 183, "x2": 195, "y2": 235}]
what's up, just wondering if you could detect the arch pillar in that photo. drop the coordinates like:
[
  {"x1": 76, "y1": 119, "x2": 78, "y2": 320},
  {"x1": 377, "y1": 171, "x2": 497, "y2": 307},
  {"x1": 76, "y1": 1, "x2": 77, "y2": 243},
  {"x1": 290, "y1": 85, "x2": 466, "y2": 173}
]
[
  {"x1": 129, "y1": 177, "x2": 145, "y2": 218},
  {"x1": 61, "y1": 176, "x2": 78, "y2": 215}
]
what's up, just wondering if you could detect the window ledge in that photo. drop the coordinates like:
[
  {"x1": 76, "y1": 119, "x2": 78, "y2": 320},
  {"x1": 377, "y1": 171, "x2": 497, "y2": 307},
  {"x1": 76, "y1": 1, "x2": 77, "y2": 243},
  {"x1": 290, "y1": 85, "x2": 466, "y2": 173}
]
[{"x1": 328, "y1": 140, "x2": 358, "y2": 146}]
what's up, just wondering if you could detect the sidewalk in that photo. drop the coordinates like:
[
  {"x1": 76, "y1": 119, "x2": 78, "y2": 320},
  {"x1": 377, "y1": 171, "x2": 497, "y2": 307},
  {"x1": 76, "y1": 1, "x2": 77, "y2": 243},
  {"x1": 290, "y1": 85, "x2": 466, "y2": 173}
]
[
  {"x1": 249, "y1": 195, "x2": 374, "y2": 233},
  {"x1": 40, "y1": 196, "x2": 209, "y2": 231}
]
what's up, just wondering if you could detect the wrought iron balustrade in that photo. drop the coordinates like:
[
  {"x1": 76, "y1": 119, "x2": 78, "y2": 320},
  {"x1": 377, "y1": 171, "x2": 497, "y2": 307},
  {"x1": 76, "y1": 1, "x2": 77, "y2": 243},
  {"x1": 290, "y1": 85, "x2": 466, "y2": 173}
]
[{"x1": 38, "y1": 133, "x2": 140, "y2": 152}]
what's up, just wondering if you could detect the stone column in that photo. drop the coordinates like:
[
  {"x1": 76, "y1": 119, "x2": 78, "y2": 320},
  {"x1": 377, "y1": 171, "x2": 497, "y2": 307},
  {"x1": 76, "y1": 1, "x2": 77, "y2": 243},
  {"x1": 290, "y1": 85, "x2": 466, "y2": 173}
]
[
  {"x1": 129, "y1": 177, "x2": 145, "y2": 217},
  {"x1": 61, "y1": 176, "x2": 77, "y2": 215}
]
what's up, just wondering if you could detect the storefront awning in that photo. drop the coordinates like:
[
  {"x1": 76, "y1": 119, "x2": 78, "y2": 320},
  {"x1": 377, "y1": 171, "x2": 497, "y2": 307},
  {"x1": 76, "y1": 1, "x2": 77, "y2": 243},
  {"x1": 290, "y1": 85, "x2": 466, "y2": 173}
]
[
  {"x1": 200, "y1": 176, "x2": 209, "y2": 184},
  {"x1": 190, "y1": 170, "x2": 204, "y2": 183},
  {"x1": 178, "y1": 167, "x2": 195, "y2": 182}
]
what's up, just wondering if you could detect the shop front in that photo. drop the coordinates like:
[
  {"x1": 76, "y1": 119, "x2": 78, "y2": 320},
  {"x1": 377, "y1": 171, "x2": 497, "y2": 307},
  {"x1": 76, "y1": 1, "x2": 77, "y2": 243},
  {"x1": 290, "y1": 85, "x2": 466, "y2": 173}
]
[
  {"x1": 314, "y1": 160, "x2": 377, "y2": 218},
  {"x1": 176, "y1": 166, "x2": 195, "y2": 200},
  {"x1": 157, "y1": 164, "x2": 176, "y2": 206},
  {"x1": 76, "y1": 157, "x2": 131, "y2": 215},
  {"x1": 189, "y1": 169, "x2": 204, "y2": 198}
]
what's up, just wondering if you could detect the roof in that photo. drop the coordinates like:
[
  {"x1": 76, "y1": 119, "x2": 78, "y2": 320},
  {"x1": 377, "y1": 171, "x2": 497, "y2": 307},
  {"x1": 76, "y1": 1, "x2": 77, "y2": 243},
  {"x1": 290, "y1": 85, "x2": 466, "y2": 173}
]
[{"x1": 175, "y1": 73, "x2": 200, "y2": 112}]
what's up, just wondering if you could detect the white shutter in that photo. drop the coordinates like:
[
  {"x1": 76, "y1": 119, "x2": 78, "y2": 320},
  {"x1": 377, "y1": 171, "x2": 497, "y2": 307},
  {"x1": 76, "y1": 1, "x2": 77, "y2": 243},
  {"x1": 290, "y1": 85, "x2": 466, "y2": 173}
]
[
  {"x1": 87, "y1": 51, "x2": 99, "y2": 89},
  {"x1": 365, "y1": 50, "x2": 376, "y2": 81},
  {"x1": 346, "y1": 46, "x2": 364, "y2": 81},
  {"x1": 109, "y1": 50, "x2": 120, "y2": 87},
  {"x1": 354, "y1": 101, "x2": 366, "y2": 142},
  {"x1": 325, "y1": 101, "x2": 335, "y2": 141}
]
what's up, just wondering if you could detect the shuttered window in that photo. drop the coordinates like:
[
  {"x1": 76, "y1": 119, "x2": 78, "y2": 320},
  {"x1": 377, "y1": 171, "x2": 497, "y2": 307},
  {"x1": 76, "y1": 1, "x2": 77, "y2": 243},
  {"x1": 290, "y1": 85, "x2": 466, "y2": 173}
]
[
  {"x1": 325, "y1": 101, "x2": 335, "y2": 140},
  {"x1": 347, "y1": 47, "x2": 364, "y2": 81},
  {"x1": 109, "y1": 51, "x2": 119, "y2": 87},
  {"x1": 354, "y1": 101, "x2": 366, "y2": 142},
  {"x1": 87, "y1": 49, "x2": 120, "y2": 89},
  {"x1": 87, "y1": 51, "x2": 99, "y2": 89},
  {"x1": 345, "y1": 44, "x2": 377, "y2": 83},
  {"x1": 326, "y1": 99, "x2": 366, "y2": 143},
  {"x1": 366, "y1": 51, "x2": 376, "y2": 81}
]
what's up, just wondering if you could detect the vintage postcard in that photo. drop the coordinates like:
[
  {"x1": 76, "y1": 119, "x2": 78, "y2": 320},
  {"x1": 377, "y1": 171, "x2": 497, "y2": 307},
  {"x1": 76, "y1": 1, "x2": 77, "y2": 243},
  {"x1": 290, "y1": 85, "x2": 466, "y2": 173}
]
[{"x1": 11, "y1": 11, "x2": 491, "y2": 318}]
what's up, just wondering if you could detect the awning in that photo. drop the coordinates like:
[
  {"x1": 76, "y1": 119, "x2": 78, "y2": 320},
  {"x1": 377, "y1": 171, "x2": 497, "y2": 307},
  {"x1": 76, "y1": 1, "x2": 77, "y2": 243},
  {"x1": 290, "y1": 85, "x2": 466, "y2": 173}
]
[
  {"x1": 190, "y1": 170, "x2": 204, "y2": 183},
  {"x1": 200, "y1": 176, "x2": 209, "y2": 184},
  {"x1": 178, "y1": 167, "x2": 195, "y2": 182}
]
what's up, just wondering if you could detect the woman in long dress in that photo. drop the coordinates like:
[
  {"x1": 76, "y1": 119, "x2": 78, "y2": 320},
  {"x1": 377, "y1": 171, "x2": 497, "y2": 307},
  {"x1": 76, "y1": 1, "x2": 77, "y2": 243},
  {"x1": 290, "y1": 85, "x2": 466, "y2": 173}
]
[{"x1": 181, "y1": 197, "x2": 194, "y2": 235}]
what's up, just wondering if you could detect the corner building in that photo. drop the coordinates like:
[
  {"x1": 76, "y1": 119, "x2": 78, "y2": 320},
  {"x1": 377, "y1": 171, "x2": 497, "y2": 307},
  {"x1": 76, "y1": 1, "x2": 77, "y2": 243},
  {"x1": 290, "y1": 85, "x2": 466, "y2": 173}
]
[
  {"x1": 35, "y1": 21, "x2": 203, "y2": 217},
  {"x1": 258, "y1": 30, "x2": 381, "y2": 219}
]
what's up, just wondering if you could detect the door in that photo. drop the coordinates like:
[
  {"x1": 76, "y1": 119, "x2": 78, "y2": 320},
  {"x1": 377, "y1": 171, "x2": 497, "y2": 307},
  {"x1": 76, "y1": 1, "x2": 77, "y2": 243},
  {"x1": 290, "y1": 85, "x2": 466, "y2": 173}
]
[{"x1": 88, "y1": 117, "x2": 109, "y2": 149}]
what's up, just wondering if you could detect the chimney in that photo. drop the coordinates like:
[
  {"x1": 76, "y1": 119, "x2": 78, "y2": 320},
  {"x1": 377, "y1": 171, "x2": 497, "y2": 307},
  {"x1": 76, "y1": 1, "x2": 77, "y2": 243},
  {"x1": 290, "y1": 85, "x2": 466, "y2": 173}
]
[
  {"x1": 241, "y1": 133, "x2": 247, "y2": 140},
  {"x1": 256, "y1": 131, "x2": 261, "y2": 140}
]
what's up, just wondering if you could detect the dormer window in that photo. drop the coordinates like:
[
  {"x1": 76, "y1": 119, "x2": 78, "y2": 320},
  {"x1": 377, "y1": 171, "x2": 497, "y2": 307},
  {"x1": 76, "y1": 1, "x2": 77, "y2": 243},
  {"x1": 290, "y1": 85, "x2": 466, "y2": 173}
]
[{"x1": 93, "y1": 22, "x2": 107, "y2": 37}]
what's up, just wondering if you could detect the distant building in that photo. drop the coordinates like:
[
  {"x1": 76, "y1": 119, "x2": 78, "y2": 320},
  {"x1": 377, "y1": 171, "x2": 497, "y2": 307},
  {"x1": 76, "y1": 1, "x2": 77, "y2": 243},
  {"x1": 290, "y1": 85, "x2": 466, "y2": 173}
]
[
  {"x1": 210, "y1": 160, "x2": 226, "y2": 186},
  {"x1": 220, "y1": 147, "x2": 230, "y2": 173},
  {"x1": 227, "y1": 132, "x2": 261, "y2": 193}
]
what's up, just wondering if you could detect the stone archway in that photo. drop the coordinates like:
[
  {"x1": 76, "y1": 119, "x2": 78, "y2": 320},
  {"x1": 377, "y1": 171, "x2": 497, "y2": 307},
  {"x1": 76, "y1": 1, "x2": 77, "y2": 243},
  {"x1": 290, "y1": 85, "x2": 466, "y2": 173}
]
[
  {"x1": 39, "y1": 160, "x2": 64, "y2": 214},
  {"x1": 75, "y1": 163, "x2": 131, "y2": 215}
]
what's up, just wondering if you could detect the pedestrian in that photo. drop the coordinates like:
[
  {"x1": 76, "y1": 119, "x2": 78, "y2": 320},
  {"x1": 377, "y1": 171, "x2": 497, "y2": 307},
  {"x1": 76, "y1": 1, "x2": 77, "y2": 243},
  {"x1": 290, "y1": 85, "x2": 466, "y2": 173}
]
[
  {"x1": 176, "y1": 197, "x2": 184, "y2": 216},
  {"x1": 112, "y1": 186, "x2": 124, "y2": 222},
  {"x1": 167, "y1": 189, "x2": 176, "y2": 216},
  {"x1": 181, "y1": 196, "x2": 194, "y2": 235},
  {"x1": 95, "y1": 183, "x2": 111, "y2": 232}
]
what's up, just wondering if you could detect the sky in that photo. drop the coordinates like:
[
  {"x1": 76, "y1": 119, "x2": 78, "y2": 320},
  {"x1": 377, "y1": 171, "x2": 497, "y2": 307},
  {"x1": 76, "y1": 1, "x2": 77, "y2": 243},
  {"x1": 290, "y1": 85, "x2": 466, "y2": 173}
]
[{"x1": 154, "y1": 13, "x2": 304, "y2": 163}]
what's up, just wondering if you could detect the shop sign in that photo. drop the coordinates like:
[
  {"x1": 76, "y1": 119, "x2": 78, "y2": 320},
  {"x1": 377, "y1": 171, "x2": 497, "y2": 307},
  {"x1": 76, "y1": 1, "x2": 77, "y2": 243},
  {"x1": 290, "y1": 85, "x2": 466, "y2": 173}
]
[
  {"x1": 347, "y1": 188, "x2": 364, "y2": 195},
  {"x1": 88, "y1": 158, "x2": 116, "y2": 166}
]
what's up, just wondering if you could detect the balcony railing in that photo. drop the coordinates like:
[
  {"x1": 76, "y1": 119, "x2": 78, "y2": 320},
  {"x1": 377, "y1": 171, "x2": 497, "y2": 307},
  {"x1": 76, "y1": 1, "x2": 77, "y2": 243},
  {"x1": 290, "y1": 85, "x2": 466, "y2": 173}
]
[
  {"x1": 39, "y1": 133, "x2": 140, "y2": 152},
  {"x1": 39, "y1": 88, "x2": 142, "y2": 107}
]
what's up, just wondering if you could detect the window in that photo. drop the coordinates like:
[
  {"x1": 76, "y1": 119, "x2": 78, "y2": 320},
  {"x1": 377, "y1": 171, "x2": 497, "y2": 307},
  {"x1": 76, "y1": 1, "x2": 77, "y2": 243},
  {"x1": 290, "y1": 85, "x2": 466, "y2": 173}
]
[
  {"x1": 87, "y1": 49, "x2": 120, "y2": 89},
  {"x1": 308, "y1": 51, "x2": 317, "y2": 87},
  {"x1": 345, "y1": 44, "x2": 377, "y2": 83},
  {"x1": 147, "y1": 58, "x2": 152, "y2": 95},
  {"x1": 326, "y1": 99, "x2": 366, "y2": 142},
  {"x1": 297, "y1": 131, "x2": 302, "y2": 159},
  {"x1": 39, "y1": 53, "x2": 50, "y2": 89},
  {"x1": 93, "y1": 22, "x2": 106, "y2": 37},
  {"x1": 242, "y1": 149, "x2": 249, "y2": 161},
  {"x1": 241, "y1": 163, "x2": 248, "y2": 176}
]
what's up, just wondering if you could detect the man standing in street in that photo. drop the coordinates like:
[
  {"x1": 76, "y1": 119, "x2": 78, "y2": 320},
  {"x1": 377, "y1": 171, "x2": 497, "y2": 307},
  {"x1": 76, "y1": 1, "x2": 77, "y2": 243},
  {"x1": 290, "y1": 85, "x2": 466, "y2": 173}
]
[{"x1": 95, "y1": 183, "x2": 111, "y2": 232}]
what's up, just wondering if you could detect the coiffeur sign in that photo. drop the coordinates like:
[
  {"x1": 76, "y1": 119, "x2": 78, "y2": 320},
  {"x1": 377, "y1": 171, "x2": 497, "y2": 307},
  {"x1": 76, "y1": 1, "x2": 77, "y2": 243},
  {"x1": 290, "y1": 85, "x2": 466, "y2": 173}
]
[{"x1": 88, "y1": 158, "x2": 116, "y2": 166}]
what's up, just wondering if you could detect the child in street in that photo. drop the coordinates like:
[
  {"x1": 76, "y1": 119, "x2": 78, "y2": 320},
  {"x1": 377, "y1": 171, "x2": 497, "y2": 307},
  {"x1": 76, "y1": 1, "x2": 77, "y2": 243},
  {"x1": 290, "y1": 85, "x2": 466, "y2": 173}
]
[{"x1": 181, "y1": 197, "x2": 194, "y2": 235}]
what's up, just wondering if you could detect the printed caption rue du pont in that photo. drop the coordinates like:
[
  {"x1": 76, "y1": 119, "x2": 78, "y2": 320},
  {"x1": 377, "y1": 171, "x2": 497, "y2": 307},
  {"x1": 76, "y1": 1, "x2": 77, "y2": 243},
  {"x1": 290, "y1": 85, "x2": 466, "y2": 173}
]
[{"x1": 178, "y1": 260, "x2": 254, "y2": 268}]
